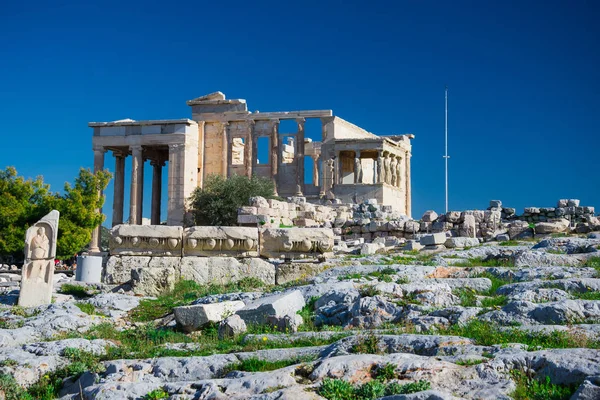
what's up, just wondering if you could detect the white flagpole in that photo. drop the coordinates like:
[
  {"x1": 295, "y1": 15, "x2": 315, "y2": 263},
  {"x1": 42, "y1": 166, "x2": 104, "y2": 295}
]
[{"x1": 444, "y1": 86, "x2": 449, "y2": 213}]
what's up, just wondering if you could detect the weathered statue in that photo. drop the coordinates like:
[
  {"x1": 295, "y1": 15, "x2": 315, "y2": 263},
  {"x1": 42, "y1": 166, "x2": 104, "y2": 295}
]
[
  {"x1": 396, "y1": 159, "x2": 403, "y2": 187},
  {"x1": 390, "y1": 157, "x2": 398, "y2": 186},
  {"x1": 354, "y1": 157, "x2": 362, "y2": 183},
  {"x1": 30, "y1": 227, "x2": 49, "y2": 260},
  {"x1": 383, "y1": 156, "x2": 391, "y2": 184},
  {"x1": 376, "y1": 154, "x2": 383, "y2": 183}
]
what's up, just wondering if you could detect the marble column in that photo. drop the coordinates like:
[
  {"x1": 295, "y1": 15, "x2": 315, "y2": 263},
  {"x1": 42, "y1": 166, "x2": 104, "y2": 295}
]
[
  {"x1": 151, "y1": 159, "x2": 164, "y2": 225},
  {"x1": 222, "y1": 122, "x2": 229, "y2": 178},
  {"x1": 406, "y1": 151, "x2": 412, "y2": 217},
  {"x1": 197, "y1": 121, "x2": 205, "y2": 188},
  {"x1": 295, "y1": 118, "x2": 305, "y2": 195},
  {"x1": 245, "y1": 120, "x2": 254, "y2": 178},
  {"x1": 89, "y1": 146, "x2": 106, "y2": 253},
  {"x1": 271, "y1": 120, "x2": 279, "y2": 195},
  {"x1": 129, "y1": 145, "x2": 144, "y2": 225},
  {"x1": 111, "y1": 150, "x2": 126, "y2": 227}
]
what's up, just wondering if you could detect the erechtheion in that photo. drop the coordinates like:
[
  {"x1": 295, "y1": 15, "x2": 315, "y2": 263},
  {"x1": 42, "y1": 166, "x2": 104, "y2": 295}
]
[{"x1": 89, "y1": 92, "x2": 413, "y2": 251}]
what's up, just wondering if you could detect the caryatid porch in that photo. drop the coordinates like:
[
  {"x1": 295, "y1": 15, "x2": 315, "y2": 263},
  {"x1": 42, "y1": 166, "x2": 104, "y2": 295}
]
[{"x1": 88, "y1": 119, "x2": 199, "y2": 252}]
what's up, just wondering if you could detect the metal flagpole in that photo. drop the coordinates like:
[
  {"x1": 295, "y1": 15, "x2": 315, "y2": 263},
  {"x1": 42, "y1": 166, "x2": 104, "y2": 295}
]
[{"x1": 444, "y1": 86, "x2": 449, "y2": 213}]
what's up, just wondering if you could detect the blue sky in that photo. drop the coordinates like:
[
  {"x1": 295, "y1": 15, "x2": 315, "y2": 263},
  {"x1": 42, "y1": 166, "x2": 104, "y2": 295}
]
[{"x1": 1, "y1": 0, "x2": 598, "y2": 225}]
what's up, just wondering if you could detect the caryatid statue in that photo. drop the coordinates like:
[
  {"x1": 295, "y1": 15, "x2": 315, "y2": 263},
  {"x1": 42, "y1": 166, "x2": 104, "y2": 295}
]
[
  {"x1": 376, "y1": 153, "x2": 383, "y2": 183},
  {"x1": 395, "y1": 157, "x2": 403, "y2": 187},
  {"x1": 383, "y1": 154, "x2": 392, "y2": 185},
  {"x1": 390, "y1": 156, "x2": 398, "y2": 186},
  {"x1": 354, "y1": 157, "x2": 362, "y2": 183}
]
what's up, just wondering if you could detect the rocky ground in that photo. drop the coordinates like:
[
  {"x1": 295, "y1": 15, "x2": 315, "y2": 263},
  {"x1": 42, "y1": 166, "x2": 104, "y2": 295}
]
[{"x1": 1, "y1": 235, "x2": 600, "y2": 399}]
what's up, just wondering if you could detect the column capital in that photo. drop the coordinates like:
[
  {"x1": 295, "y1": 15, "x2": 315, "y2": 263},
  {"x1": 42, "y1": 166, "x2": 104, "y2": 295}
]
[
  {"x1": 150, "y1": 159, "x2": 166, "y2": 167},
  {"x1": 112, "y1": 149, "x2": 127, "y2": 158},
  {"x1": 296, "y1": 117, "x2": 306, "y2": 124},
  {"x1": 247, "y1": 119, "x2": 256, "y2": 126},
  {"x1": 92, "y1": 145, "x2": 106, "y2": 154},
  {"x1": 131, "y1": 144, "x2": 143, "y2": 153},
  {"x1": 197, "y1": 120, "x2": 206, "y2": 128},
  {"x1": 168, "y1": 143, "x2": 184, "y2": 150}
]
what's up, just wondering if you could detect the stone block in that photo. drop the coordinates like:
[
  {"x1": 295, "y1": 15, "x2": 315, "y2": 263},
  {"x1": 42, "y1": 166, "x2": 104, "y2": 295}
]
[
  {"x1": 445, "y1": 211, "x2": 461, "y2": 223},
  {"x1": 249, "y1": 196, "x2": 269, "y2": 208},
  {"x1": 295, "y1": 218, "x2": 318, "y2": 227},
  {"x1": 459, "y1": 215, "x2": 477, "y2": 238},
  {"x1": 104, "y1": 255, "x2": 150, "y2": 285},
  {"x1": 180, "y1": 257, "x2": 275, "y2": 286},
  {"x1": 421, "y1": 210, "x2": 438, "y2": 222},
  {"x1": 557, "y1": 199, "x2": 569, "y2": 208},
  {"x1": 444, "y1": 237, "x2": 479, "y2": 248},
  {"x1": 420, "y1": 232, "x2": 447, "y2": 246},
  {"x1": 535, "y1": 219, "x2": 569, "y2": 234},
  {"x1": 360, "y1": 242, "x2": 385, "y2": 255},
  {"x1": 109, "y1": 225, "x2": 183, "y2": 256},
  {"x1": 259, "y1": 228, "x2": 334, "y2": 260},
  {"x1": 236, "y1": 290, "x2": 305, "y2": 326},
  {"x1": 182, "y1": 226, "x2": 258, "y2": 257},
  {"x1": 131, "y1": 257, "x2": 180, "y2": 296},
  {"x1": 174, "y1": 301, "x2": 245, "y2": 333},
  {"x1": 490, "y1": 200, "x2": 502, "y2": 208},
  {"x1": 496, "y1": 233, "x2": 510, "y2": 242},
  {"x1": 218, "y1": 315, "x2": 247, "y2": 339},
  {"x1": 238, "y1": 206, "x2": 257, "y2": 215},
  {"x1": 275, "y1": 262, "x2": 328, "y2": 285},
  {"x1": 237, "y1": 215, "x2": 258, "y2": 224},
  {"x1": 568, "y1": 199, "x2": 581, "y2": 207}
]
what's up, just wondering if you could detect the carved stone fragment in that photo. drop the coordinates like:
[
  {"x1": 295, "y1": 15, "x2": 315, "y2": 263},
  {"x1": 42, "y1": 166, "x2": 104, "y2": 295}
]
[
  {"x1": 259, "y1": 228, "x2": 334, "y2": 260},
  {"x1": 109, "y1": 225, "x2": 183, "y2": 256},
  {"x1": 19, "y1": 210, "x2": 59, "y2": 307},
  {"x1": 183, "y1": 227, "x2": 258, "y2": 257}
]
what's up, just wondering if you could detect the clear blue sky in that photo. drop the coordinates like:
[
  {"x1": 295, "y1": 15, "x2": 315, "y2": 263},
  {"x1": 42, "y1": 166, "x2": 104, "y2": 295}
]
[{"x1": 1, "y1": 0, "x2": 599, "y2": 225}]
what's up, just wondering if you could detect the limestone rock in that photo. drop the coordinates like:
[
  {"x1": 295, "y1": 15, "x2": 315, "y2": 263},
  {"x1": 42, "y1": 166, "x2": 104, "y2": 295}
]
[
  {"x1": 131, "y1": 257, "x2": 179, "y2": 296},
  {"x1": 275, "y1": 262, "x2": 327, "y2": 285},
  {"x1": 218, "y1": 314, "x2": 247, "y2": 339},
  {"x1": 421, "y1": 210, "x2": 439, "y2": 222},
  {"x1": 180, "y1": 257, "x2": 275, "y2": 286},
  {"x1": 535, "y1": 219, "x2": 569, "y2": 234},
  {"x1": 103, "y1": 256, "x2": 150, "y2": 285},
  {"x1": 361, "y1": 242, "x2": 386, "y2": 255},
  {"x1": 420, "y1": 233, "x2": 447, "y2": 246},
  {"x1": 444, "y1": 237, "x2": 479, "y2": 249},
  {"x1": 174, "y1": 301, "x2": 245, "y2": 333},
  {"x1": 572, "y1": 376, "x2": 600, "y2": 400},
  {"x1": 236, "y1": 290, "x2": 305, "y2": 328},
  {"x1": 459, "y1": 215, "x2": 476, "y2": 238}
]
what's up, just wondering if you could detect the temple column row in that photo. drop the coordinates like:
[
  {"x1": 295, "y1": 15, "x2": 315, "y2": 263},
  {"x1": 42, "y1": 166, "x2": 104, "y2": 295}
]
[
  {"x1": 107, "y1": 145, "x2": 168, "y2": 228},
  {"x1": 375, "y1": 151, "x2": 404, "y2": 188},
  {"x1": 89, "y1": 146, "x2": 106, "y2": 253}
]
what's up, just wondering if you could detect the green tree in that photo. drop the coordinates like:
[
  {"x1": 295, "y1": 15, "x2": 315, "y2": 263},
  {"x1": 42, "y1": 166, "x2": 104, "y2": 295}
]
[
  {"x1": 188, "y1": 174, "x2": 275, "y2": 226},
  {"x1": 0, "y1": 167, "x2": 51, "y2": 260},
  {"x1": 51, "y1": 168, "x2": 111, "y2": 259},
  {"x1": 0, "y1": 167, "x2": 111, "y2": 261}
]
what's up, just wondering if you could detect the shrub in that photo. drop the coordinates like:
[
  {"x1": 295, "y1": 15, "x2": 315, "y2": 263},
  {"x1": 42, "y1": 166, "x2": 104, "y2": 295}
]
[
  {"x1": 318, "y1": 378, "x2": 355, "y2": 400},
  {"x1": 352, "y1": 333, "x2": 381, "y2": 354},
  {"x1": 143, "y1": 388, "x2": 169, "y2": 400},
  {"x1": 59, "y1": 284, "x2": 92, "y2": 298},
  {"x1": 511, "y1": 371, "x2": 577, "y2": 400},
  {"x1": 188, "y1": 174, "x2": 275, "y2": 226}
]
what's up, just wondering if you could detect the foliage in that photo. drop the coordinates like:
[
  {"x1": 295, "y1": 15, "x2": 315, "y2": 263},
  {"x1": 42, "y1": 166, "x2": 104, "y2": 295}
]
[
  {"x1": 318, "y1": 378, "x2": 431, "y2": 400},
  {"x1": 60, "y1": 284, "x2": 94, "y2": 298},
  {"x1": 499, "y1": 240, "x2": 521, "y2": 246},
  {"x1": 189, "y1": 173, "x2": 275, "y2": 226},
  {"x1": 352, "y1": 333, "x2": 382, "y2": 354},
  {"x1": 453, "y1": 256, "x2": 514, "y2": 268},
  {"x1": 511, "y1": 371, "x2": 577, "y2": 400},
  {"x1": 143, "y1": 388, "x2": 169, "y2": 400},
  {"x1": 439, "y1": 320, "x2": 599, "y2": 349},
  {"x1": 454, "y1": 358, "x2": 486, "y2": 366},
  {"x1": 454, "y1": 288, "x2": 477, "y2": 307},
  {"x1": 222, "y1": 356, "x2": 316, "y2": 376},
  {"x1": 129, "y1": 278, "x2": 264, "y2": 322},
  {"x1": 0, "y1": 167, "x2": 111, "y2": 260},
  {"x1": 480, "y1": 295, "x2": 508, "y2": 308},
  {"x1": 0, "y1": 374, "x2": 34, "y2": 400},
  {"x1": 358, "y1": 285, "x2": 381, "y2": 298},
  {"x1": 371, "y1": 363, "x2": 397, "y2": 381}
]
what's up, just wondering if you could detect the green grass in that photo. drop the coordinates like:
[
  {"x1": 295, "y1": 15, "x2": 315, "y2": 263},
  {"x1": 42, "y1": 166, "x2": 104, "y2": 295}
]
[
  {"x1": 351, "y1": 333, "x2": 382, "y2": 354},
  {"x1": 222, "y1": 355, "x2": 316, "y2": 376},
  {"x1": 511, "y1": 372, "x2": 578, "y2": 400},
  {"x1": 318, "y1": 378, "x2": 431, "y2": 400},
  {"x1": 297, "y1": 297, "x2": 318, "y2": 332},
  {"x1": 129, "y1": 278, "x2": 265, "y2": 322},
  {"x1": 454, "y1": 288, "x2": 477, "y2": 307},
  {"x1": 480, "y1": 295, "x2": 508, "y2": 308},
  {"x1": 547, "y1": 249, "x2": 566, "y2": 255},
  {"x1": 569, "y1": 291, "x2": 600, "y2": 300},
  {"x1": 585, "y1": 256, "x2": 600, "y2": 277},
  {"x1": 454, "y1": 358, "x2": 486, "y2": 366},
  {"x1": 54, "y1": 321, "x2": 348, "y2": 361},
  {"x1": 358, "y1": 285, "x2": 381, "y2": 298},
  {"x1": 59, "y1": 284, "x2": 94, "y2": 298},
  {"x1": 453, "y1": 257, "x2": 514, "y2": 268},
  {"x1": 339, "y1": 268, "x2": 397, "y2": 283},
  {"x1": 472, "y1": 272, "x2": 513, "y2": 296},
  {"x1": 382, "y1": 254, "x2": 436, "y2": 266},
  {"x1": 74, "y1": 302, "x2": 108, "y2": 317},
  {"x1": 438, "y1": 320, "x2": 599, "y2": 349},
  {"x1": 499, "y1": 240, "x2": 521, "y2": 246}
]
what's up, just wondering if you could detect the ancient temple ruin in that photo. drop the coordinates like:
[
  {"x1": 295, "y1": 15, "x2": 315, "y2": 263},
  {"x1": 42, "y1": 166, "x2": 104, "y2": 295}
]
[{"x1": 89, "y1": 92, "x2": 413, "y2": 251}]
